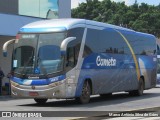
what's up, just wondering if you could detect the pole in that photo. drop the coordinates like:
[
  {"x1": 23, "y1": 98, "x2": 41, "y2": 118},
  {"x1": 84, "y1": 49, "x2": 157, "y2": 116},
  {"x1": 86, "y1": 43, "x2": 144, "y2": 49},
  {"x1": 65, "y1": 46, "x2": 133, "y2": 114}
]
[{"x1": 0, "y1": 78, "x2": 2, "y2": 95}]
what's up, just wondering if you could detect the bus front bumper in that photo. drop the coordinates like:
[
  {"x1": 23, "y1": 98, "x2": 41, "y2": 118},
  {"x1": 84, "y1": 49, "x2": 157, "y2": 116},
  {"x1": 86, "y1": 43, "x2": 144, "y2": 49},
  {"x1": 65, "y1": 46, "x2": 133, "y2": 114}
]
[{"x1": 10, "y1": 80, "x2": 76, "y2": 99}]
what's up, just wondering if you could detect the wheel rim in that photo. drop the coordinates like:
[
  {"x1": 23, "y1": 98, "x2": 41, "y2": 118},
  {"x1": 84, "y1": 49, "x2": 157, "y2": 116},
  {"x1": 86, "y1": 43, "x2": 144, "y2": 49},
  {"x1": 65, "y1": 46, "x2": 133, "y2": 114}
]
[{"x1": 81, "y1": 82, "x2": 90, "y2": 100}]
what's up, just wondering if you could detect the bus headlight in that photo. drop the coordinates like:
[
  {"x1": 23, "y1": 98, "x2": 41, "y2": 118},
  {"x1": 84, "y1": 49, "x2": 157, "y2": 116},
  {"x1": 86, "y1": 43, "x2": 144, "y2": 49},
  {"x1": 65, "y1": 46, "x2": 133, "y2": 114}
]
[
  {"x1": 11, "y1": 81, "x2": 19, "y2": 87},
  {"x1": 49, "y1": 79, "x2": 65, "y2": 87},
  {"x1": 66, "y1": 78, "x2": 74, "y2": 84}
]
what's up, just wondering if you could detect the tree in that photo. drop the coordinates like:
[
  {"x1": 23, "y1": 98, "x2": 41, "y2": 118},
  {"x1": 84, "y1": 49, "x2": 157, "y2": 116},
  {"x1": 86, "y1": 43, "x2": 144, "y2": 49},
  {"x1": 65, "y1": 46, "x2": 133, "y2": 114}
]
[{"x1": 72, "y1": 0, "x2": 160, "y2": 38}]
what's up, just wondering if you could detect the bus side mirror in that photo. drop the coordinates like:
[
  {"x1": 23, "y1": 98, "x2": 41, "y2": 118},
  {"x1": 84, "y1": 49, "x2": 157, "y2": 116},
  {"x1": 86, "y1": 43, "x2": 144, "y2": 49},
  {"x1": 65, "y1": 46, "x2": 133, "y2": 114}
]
[
  {"x1": 3, "y1": 52, "x2": 7, "y2": 57},
  {"x1": 61, "y1": 51, "x2": 66, "y2": 56},
  {"x1": 3, "y1": 39, "x2": 16, "y2": 57},
  {"x1": 60, "y1": 37, "x2": 76, "y2": 52}
]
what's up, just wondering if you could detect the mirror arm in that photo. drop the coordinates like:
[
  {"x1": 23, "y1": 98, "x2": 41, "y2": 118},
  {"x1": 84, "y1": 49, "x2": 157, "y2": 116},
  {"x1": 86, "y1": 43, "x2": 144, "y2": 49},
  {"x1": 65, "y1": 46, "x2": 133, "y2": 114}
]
[
  {"x1": 60, "y1": 37, "x2": 76, "y2": 51},
  {"x1": 3, "y1": 39, "x2": 16, "y2": 57}
]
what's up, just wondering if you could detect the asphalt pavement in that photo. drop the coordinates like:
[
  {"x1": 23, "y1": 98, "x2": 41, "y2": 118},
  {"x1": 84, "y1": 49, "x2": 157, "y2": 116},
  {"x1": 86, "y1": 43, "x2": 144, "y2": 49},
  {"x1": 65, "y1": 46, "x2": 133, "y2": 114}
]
[{"x1": 0, "y1": 87, "x2": 160, "y2": 120}]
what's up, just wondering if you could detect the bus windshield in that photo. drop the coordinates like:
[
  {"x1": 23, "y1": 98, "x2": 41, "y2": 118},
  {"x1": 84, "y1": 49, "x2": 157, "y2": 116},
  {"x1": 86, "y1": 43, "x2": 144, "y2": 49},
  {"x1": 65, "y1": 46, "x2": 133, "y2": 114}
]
[{"x1": 13, "y1": 33, "x2": 66, "y2": 75}]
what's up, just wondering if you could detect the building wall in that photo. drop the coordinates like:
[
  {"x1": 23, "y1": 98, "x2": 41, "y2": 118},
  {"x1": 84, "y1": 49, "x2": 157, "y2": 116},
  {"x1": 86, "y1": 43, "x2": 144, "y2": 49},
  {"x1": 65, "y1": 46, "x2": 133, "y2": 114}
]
[
  {"x1": 0, "y1": 0, "x2": 18, "y2": 14},
  {"x1": 0, "y1": 14, "x2": 41, "y2": 36},
  {"x1": 59, "y1": 0, "x2": 71, "y2": 18},
  {"x1": 0, "y1": 36, "x2": 14, "y2": 86}
]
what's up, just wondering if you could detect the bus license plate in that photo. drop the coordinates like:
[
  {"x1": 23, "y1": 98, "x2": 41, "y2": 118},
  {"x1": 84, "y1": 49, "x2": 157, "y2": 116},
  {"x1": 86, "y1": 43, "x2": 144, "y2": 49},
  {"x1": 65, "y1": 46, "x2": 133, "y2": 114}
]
[{"x1": 29, "y1": 92, "x2": 39, "y2": 96}]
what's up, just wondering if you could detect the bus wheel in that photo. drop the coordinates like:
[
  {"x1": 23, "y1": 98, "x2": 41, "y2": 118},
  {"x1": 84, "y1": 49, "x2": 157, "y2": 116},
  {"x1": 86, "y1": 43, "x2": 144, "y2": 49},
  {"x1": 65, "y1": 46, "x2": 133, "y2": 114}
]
[
  {"x1": 76, "y1": 81, "x2": 91, "y2": 104},
  {"x1": 135, "y1": 78, "x2": 144, "y2": 96},
  {"x1": 129, "y1": 78, "x2": 144, "y2": 96},
  {"x1": 100, "y1": 93, "x2": 112, "y2": 98},
  {"x1": 34, "y1": 98, "x2": 48, "y2": 104}
]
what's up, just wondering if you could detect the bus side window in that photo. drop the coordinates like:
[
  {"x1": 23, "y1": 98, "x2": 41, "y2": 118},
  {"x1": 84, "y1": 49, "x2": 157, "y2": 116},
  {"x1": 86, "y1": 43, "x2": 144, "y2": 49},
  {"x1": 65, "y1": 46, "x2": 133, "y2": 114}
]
[
  {"x1": 66, "y1": 44, "x2": 80, "y2": 68},
  {"x1": 66, "y1": 47, "x2": 75, "y2": 67},
  {"x1": 66, "y1": 27, "x2": 84, "y2": 70},
  {"x1": 74, "y1": 44, "x2": 80, "y2": 64}
]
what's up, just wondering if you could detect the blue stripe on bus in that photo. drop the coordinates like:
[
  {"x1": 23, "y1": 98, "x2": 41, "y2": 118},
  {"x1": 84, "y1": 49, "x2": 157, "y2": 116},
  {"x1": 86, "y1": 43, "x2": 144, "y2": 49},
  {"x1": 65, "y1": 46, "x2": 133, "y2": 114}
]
[
  {"x1": 81, "y1": 53, "x2": 136, "y2": 69},
  {"x1": 81, "y1": 53, "x2": 156, "y2": 70},
  {"x1": 75, "y1": 53, "x2": 156, "y2": 97},
  {"x1": 19, "y1": 27, "x2": 67, "y2": 33},
  {"x1": 11, "y1": 75, "x2": 66, "y2": 86}
]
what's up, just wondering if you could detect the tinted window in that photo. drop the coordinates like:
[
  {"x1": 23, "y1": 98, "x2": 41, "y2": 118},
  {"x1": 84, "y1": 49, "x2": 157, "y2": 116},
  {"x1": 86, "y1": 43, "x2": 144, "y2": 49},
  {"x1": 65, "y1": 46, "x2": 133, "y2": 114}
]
[
  {"x1": 157, "y1": 45, "x2": 160, "y2": 55},
  {"x1": 99, "y1": 29, "x2": 130, "y2": 54},
  {"x1": 83, "y1": 28, "x2": 130, "y2": 57},
  {"x1": 67, "y1": 28, "x2": 84, "y2": 41},
  {"x1": 84, "y1": 28, "x2": 156, "y2": 57},
  {"x1": 66, "y1": 28, "x2": 84, "y2": 69},
  {"x1": 13, "y1": 46, "x2": 34, "y2": 74},
  {"x1": 83, "y1": 29, "x2": 98, "y2": 55},
  {"x1": 66, "y1": 44, "x2": 81, "y2": 68},
  {"x1": 124, "y1": 32, "x2": 156, "y2": 56}
]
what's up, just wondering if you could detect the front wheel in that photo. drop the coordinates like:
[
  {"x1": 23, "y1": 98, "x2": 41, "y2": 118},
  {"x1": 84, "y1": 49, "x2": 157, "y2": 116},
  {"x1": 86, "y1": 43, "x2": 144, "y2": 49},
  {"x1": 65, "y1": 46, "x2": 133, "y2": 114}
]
[
  {"x1": 76, "y1": 81, "x2": 91, "y2": 104},
  {"x1": 34, "y1": 98, "x2": 48, "y2": 104}
]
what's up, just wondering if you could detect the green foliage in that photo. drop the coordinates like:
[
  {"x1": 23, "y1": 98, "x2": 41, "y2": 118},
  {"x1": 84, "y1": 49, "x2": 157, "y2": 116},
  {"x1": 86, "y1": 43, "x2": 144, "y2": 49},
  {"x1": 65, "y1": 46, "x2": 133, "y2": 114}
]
[{"x1": 72, "y1": 0, "x2": 160, "y2": 38}]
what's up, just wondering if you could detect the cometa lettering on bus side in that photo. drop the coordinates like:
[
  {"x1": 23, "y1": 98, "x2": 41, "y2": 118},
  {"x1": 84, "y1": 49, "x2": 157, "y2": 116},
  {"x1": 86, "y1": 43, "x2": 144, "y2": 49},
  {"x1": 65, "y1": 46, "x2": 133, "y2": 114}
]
[{"x1": 96, "y1": 56, "x2": 116, "y2": 67}]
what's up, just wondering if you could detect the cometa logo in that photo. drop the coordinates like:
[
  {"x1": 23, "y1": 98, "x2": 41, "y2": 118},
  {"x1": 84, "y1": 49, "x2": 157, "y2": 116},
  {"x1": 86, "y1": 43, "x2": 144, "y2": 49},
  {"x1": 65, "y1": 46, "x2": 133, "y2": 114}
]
[{"x1": 96, "y1": 56, "x2": 116, "y2": 66}]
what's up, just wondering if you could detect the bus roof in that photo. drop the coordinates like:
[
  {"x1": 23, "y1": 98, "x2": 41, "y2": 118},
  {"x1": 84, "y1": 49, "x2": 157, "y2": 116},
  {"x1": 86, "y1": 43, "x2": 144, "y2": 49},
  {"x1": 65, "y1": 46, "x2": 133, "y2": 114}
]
[
  {"x1": 19, "y1": 18, "x2": 134, "y2": 33},
  {"x1": 19, "y1": 18, "x2": 155, "y2": 38}
]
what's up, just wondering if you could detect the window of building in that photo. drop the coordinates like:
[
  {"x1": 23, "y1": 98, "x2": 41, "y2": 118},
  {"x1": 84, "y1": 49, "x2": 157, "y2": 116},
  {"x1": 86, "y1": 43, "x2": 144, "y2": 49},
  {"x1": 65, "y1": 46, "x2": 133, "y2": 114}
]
[{"x1": 19, "y1": 0, "x2": 59, "y2": 18}]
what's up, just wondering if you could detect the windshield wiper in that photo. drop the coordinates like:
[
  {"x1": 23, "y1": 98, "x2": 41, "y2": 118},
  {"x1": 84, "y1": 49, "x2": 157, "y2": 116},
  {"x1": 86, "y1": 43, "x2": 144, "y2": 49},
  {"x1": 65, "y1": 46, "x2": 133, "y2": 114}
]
[
  {"x1": 21, "y1": 52, "x2": 34, "y2": 77},
  {"x1": 21, "y1": 57, "x2": 34, "y2": 77},
  {"x1": 37, "y1": 57, "x2": 48, "y2": 78}
]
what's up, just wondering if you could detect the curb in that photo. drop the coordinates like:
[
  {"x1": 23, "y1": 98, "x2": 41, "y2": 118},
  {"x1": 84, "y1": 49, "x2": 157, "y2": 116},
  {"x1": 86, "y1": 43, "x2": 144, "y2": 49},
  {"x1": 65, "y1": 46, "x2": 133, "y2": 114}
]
[{"x1": 0, "y1": 95, "x2": 12, "y2": 99}]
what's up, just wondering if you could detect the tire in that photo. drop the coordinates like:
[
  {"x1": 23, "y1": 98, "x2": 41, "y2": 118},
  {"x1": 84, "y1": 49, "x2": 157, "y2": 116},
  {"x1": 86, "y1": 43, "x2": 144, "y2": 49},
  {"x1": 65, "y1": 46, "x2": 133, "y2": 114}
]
[
  {"x1": 100, "y1": 93, "x2": 112, "y2": 98},
  {"x1": 34, "y1": 98, "x2": 48, "y2": 104},
  {"x1": 135, "y1": 78, "x2": 144, "y2": 96},
  {"x1": 129, "y1": 78, "x2": 144, "y2": 96},
  {"x1": 76, "y1": 81, "x2": 91, "y2": 104}
]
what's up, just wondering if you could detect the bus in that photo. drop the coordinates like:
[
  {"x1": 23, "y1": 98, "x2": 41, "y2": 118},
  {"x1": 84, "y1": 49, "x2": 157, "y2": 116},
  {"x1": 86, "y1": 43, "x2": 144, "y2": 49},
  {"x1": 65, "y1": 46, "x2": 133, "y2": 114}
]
[{"x1": 3, "y1": 19, "x2": 157, "y2": 104}]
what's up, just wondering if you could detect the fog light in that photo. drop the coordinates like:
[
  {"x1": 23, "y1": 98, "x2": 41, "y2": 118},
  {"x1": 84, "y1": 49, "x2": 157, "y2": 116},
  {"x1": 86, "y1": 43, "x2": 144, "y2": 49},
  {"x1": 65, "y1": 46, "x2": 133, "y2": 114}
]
[{"x1": 12, "y1": 90, "x2": 17, "y2": 96}]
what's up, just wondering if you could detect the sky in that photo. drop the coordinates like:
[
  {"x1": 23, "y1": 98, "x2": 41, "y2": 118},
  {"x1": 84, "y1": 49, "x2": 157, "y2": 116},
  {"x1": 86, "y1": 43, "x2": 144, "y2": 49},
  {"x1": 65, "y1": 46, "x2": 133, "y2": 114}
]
[{"x1": 71, "y1": 0, "x2": 160, "y2": 8}]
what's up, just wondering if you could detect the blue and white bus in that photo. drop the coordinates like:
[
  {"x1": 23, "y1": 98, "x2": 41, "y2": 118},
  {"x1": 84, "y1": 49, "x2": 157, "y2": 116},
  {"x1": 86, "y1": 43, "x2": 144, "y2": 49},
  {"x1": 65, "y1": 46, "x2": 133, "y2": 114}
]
[{"x1": 3, "y1": 19, "x2": 157, "y2": 104}]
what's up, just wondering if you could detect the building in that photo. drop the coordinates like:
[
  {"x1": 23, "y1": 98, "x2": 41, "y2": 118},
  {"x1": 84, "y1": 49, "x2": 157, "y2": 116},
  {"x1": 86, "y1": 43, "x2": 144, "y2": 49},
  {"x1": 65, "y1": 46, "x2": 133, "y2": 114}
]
[
  {"x1": 0, "y1": 0, "x2": 71, "y2": 19},
  {"x1": 0, "y1": 0, "x2": 71, "y2": 92}
]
